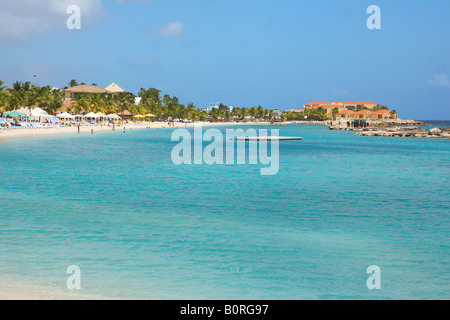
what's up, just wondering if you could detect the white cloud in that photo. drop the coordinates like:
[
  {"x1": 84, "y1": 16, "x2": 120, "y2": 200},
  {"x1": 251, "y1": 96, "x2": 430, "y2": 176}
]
[
  {"x1": 427, "y1": 74, "x2": 450, "y2": 88},
  {"x1": 0, "y1": 0, "x2": 103, "y2": 45},
  {"x1": 143, "y1": 21, "x2": 186, "y2": 38}
]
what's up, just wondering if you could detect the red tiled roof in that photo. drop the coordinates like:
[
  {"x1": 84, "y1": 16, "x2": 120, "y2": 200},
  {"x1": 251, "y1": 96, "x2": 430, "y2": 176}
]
[
  {"x1": 373, "y1": 110, "x2": 391, "y2": 113},
  {"x1": 319, "y1": 104, "x2": 343, "y2": 109},
  {"x1": 306, "y1": 101, "x2": 382, "y2": 105}
]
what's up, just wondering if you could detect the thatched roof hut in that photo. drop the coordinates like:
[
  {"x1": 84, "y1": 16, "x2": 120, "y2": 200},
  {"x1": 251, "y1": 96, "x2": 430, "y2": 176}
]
[{"x1": 65, "y1": 83, "x2": 112, "y2": 94}]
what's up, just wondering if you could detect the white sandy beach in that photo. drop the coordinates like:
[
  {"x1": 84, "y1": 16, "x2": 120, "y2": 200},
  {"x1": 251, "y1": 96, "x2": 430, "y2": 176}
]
[
  {"x1": 0, "y1": 121, "x2": 277, "y2": 142},
  {"x1": 0, "y1": 278, "x2": 111, "y2": 300},
  {"x1": 0, "y1": 119, "x2": 422, "y2": 142}
]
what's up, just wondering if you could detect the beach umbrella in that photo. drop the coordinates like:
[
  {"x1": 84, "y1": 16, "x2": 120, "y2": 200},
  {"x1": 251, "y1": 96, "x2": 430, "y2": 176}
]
[
  {"x1": 145, "y1": 113, "x2": 156, "y2": 117},
  {"x1": 5, "y1": 110, "x2": 27, "y2": 118},
  {"x1": 57, "y1": 112, "x2": 75, "y2": 119},
  {"x1": 96, "y1": 112, "x2": 107, "y2": 118},
  {"x1": 41, "y1": 115, "x2": 60, "y2": 123},
  {"x1": 133, "y1": 115, "x2": 145, "y2": 118},
  {"x1": 30, "y1": 108, "x2": 48, "y2": 121},
  {"x1": 107, "y1": 114, "x2": 122, "y2": 120},
  {"x1": 85, "y1": 112, "x2": 99, "y2": 118},
  {"x1": 118, "y1": 110, "x2": 132, "y2": 117},
  {"x1": 33, "y1": 107, "x2": 48, "y2": 115}
]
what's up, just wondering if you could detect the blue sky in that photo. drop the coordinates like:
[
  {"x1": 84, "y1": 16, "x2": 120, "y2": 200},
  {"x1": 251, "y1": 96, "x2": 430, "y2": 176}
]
[{"x1": 1, "y1": 0, "x2": 449, "y2": 119}]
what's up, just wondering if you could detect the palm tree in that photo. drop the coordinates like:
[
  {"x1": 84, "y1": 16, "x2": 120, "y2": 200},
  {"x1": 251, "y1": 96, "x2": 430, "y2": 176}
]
[
  {"x1": 70, "y1": 95, "x2": 89, "y2": 114},
  {"x1": 68, "y1": 79, "x2": 78, "y2": 88},
  {"x1": 332, "y1": 107, "x2": 340, "y2": 119},
  {"x1": 186, "y1": 102, "x2": 196, "y2": 120},
  {"x1": 116, "y1": 92, "x2": 134, "y2": 112},
  {"x1": 47, "y1": 96, "x2": 63, "y2": 114},
  {"x1": 256, "y1": 105, "x2": 265, "y2": 119},
  {"x1": 0, "y1": 80, "x2": 7, "y2": 93},
  {"x1": 34, "y1": 87, "x2": 53, "y2": 110},
  {"x1": 390, "y1": 110, "x2": 398, "y2": 119},
  {"x1": 86, "y1": 94, "x2": 106, "y2": 113}
]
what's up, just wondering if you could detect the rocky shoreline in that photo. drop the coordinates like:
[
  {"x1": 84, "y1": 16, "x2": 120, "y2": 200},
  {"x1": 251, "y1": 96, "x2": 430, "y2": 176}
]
[
  {"x1": 328, "y1": 120, "x2": 450, "y2": 139},
  {"x1": 355, "y1": 126, "x2": 450, "y2": 138}
]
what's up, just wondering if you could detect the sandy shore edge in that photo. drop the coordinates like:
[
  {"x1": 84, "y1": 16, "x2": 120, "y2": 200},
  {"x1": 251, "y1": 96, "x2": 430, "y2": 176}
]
[
  {"x1": 0, "y1": 278, "x2": 112, "y2": 300},
  {"x1": 0, "y1": 121, "x2": 275, "y2": 142}
]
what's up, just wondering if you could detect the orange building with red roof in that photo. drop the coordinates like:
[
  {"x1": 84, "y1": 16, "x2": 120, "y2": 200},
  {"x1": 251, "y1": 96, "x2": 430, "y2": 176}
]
[{"x1": 302, "y1": 100, "x2": 397, "y2": 120}]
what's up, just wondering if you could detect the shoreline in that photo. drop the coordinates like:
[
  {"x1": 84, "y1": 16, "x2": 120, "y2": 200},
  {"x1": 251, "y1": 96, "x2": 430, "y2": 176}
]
[
  {"x1": 1, "y1": 119, "x2": 434, "y2": 143},
  {"x1": 0, "y1": 121, "x2": 271, "y2": 143},
  {"x1": 0, "y1": 277, "x2": 112, "y2": 300}
]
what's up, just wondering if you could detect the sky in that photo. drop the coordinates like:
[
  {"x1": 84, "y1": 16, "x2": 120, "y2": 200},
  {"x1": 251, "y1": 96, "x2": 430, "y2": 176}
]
[{"x1": 0, "y1": 0, "x2": 449, "y2": 119}]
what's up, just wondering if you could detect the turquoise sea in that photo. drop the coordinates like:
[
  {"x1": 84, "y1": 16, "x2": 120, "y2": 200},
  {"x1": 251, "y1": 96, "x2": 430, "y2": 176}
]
[{"x1": 0, "y1": 124, "x2": 449, "y2": 299}]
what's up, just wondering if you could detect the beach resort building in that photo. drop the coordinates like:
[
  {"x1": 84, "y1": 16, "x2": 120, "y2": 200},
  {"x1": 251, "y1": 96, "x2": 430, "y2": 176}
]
[
  {"x1": 303, "y1": 101, "x2": 398, "y2": 120},
  {"x1": 105, "y1": 82, "x2": 127, "y2": 94},
  {"x1": 271, "y1": 109, "x2": 283, "y2": 122},
  {"x1": 64, "y1": 83, "x2": 112, "y2": 101},
  {"x1": 287, "y1": 108, "x2": 306, "y2": 113},
  {"x1": 61, "y1": 84, "x2": 112, "y2": 113},
  {"x1": 336, "y1": 109, "x2": 395, "y2": 120},
  {"x1": 305, "y1": 101, "x2": 381, "y2": 110}
]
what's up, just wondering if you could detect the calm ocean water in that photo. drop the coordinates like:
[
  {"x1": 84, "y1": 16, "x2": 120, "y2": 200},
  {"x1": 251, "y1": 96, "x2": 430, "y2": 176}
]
[
  {"x1": 419, "y1": 120, "x2": 450, "y2": 128},
  {"x1": 0, "y1": 124, "x2": 449, "y2": 299}
]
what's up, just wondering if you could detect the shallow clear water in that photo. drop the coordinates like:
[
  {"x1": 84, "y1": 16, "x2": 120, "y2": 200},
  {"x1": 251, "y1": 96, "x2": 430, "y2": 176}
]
[{"x1": 0, "y1": 125, "x2": 449, "y2": 299}]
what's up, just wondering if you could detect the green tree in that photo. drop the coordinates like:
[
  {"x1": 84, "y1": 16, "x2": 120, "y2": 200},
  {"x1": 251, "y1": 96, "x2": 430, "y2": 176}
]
[
  {"x1": 47, "y1": 96, "x2": 63, "y2": 114},
  {"x1": 0, "y1": 80, "x2": 7, "y2": 92},
  {"x1": 68, "y1": 79, "x2": 78, "y2": 88},
  {"x1": 186, "y1": 102, "x2": 196, "y2": 120},
  {"x1": 331, "y1": 107, "x2": 340, "y2": 119}
]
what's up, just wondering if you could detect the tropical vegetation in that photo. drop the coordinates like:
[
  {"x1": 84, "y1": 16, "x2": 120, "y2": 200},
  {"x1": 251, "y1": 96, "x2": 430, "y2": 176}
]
[{"x1": 0, "y1": 79, "x2": 279, "y2": 122}]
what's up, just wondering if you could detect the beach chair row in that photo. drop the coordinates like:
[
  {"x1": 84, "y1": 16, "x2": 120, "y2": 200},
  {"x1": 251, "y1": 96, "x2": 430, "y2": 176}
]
[{"x1": 0, "y1": 122, "x2": 56, "y2": 130}]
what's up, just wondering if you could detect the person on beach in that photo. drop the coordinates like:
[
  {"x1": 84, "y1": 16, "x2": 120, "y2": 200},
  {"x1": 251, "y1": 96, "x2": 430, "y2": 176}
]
[
  {"x1": 91, "y1": 129, "x2": 94, "y2": 135},
  {"x1": 77, "y1": 124, "x2": 80, "y2": 133}
]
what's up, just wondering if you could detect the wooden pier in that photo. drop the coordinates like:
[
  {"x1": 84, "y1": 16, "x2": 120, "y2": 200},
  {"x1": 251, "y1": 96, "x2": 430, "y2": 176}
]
[{"x1": 234, "y1": 136, "x2": 303, "y2": 141}]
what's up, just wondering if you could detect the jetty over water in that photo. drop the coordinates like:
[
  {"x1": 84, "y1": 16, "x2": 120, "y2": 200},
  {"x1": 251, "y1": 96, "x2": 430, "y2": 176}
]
[{"x1": 234, "y1": 136, "x2": 303, "y2": 141}]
